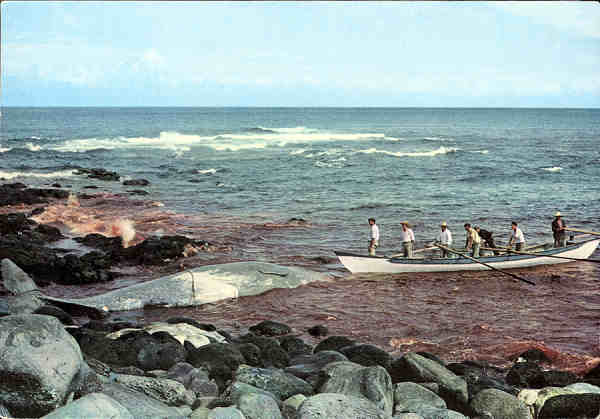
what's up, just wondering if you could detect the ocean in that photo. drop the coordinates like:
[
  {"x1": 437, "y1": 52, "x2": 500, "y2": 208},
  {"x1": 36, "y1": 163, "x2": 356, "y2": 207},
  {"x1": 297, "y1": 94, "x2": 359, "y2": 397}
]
[{"x1": 1, "y1": 107, "x2": 599, "y2": 370}]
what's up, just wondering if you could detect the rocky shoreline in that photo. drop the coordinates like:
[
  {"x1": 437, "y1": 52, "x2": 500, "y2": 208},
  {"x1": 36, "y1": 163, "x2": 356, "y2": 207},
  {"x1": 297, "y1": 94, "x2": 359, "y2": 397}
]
[{"x1": 2, "y1": 183, "x2": 600, "y2": 418}]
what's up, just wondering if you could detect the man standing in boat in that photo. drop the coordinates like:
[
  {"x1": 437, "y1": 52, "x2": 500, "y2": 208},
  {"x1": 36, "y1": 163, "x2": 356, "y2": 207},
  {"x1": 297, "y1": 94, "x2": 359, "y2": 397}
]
[
  {"x1": 508, "y1": 221, "x2": 526, "y2": 251},
  {"x1": 464, "y1": 223, "x2": 481, "y2": 258},
  {"x1": 400, "y1": 221, "x2": 415, "y2": 258},
  {"x1": 552, "y1": 211, "x2": 567, "y2": 247},
  {"x1": 368, "y1": 218, "x2": 379, "y2": 256},
  {"x1": 435, "y1": 221, "x2": 453, "y2": 258}
]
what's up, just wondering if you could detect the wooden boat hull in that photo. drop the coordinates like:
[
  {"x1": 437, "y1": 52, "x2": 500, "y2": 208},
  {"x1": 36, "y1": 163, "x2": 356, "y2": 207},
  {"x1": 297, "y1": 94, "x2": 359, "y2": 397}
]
[{"x1": 335, "y1": 239, "x2": 600, "y2": 274}]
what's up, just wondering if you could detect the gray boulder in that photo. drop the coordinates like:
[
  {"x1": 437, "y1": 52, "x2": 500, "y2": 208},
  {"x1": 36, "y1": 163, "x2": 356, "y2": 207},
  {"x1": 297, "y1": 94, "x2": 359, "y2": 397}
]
[
  {"x1": 405, "y1": 406, "x2": 467, "y2": 419},
  {"x1": 296, "y1": 393, "x2": 391, "y2": 419},
  {"x1": 41, "y1": 393, "x2": 133, "y2": 419},
  {"x1": 237, "y1": 393, "x2": 283, "y2": 419},
  {"x1": 220, "y1": 381, "x2": 280, "y2": 406},
  {"x1": 394, "y1": 382, "x2": 447, "y2": 413},
  {"x1": 538, "y1": 393, "x2": 600, "y2": 419},
  {"x1": 2, "y1": 258, "x2": 38, "y2": 294},
  {"x1": 317, "y1": 361, "x2": 394, "y2": 416},
  {"x1": 113, "y1": 373, "x2": 195, "y2": 406},
  {"x1": 234, "y1": 365, "x2": 313, "y2": 400},
  {"x1": 101, "y1": 382, "x2": 192, "y2": 418},
  {"x1": 470, "y1": 388, "x2": 532, "y2": 419},
  {"x1": 0, "y1": 314, "x2": 86, "y2": 417},
  {"x1": 565, "y1": 382, "x2": 600, "y2": 394},
  {"x1": 281, "y1": 394, "x2": 306, "y2": 419},
  {"x1": 208, "y1": 406, "x2": 246, "y2": 418},
  {"x1": 393, "y1": 353, "x2": 468, "y2": 407}
]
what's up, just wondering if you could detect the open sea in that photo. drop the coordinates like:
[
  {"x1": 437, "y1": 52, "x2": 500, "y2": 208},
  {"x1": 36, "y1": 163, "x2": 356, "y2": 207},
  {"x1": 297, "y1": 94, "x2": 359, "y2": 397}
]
[{"x1": 1, "y1": 107, "x2": 599, "y2": 371}]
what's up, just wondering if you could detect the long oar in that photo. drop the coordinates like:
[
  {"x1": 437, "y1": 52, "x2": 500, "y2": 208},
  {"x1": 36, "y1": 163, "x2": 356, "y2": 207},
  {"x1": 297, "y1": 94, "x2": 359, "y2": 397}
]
[
  {"x1": 565, "y1": 227, "x2": 600, "y2": 236},
  {"x1": 435, "y1": 243, "x2": 535, "y2": 285},
  {"x1": 482, "y1": 246, "x2": 600, "y2": 264}
]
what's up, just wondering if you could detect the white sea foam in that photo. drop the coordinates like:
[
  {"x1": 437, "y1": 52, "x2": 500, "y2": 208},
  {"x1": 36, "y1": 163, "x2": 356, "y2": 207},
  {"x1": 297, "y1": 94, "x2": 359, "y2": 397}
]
[
  {"x1": 197, "y1": 168, "x2": 217, "y2": 175},
  {"x1": 289, "y1": 149, "x2": 307, "y2": 155},
  {"x1": 49, "y1": 129, "x2": 386, "y2": 154},
  {"x1": 0, "y1": 146, "x2": 10, "y2": 153},
  {"x1": 0, "y1": 169, "x2": 76, "y2": 180},
  {"x1": 357, "y1": 146, "x2": 459, "y2": 157},
  {"x1": 25, "y1": 142, "x2": 42, "y2": 151},
  {"x1": 423, "y1": 136, "x2": 454, "y2": 142},
  {"x1": 542, "y1": 166, "x2": 563, "y2": 172},
  {"x1": 469, "y1": 150, "x2": 489, "y2": 154}
]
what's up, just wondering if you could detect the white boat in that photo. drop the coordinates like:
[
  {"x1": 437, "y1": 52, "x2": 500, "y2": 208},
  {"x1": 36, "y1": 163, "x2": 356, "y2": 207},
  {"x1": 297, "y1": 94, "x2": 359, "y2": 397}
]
[{"x1": 334, "y1": 239, "x2": 600, "y2": 274}]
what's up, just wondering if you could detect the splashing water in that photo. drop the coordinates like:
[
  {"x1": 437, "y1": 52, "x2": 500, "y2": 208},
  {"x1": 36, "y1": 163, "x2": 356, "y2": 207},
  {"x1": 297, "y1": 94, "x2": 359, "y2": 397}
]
[{"x1": 111, "y1": 219, "x2": 136, "y2": 248}]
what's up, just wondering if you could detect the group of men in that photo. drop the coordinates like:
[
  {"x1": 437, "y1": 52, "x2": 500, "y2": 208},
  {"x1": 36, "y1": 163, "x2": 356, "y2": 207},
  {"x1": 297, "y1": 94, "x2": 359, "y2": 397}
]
[{"x1": 367, "y1": 212, "x2": 568, "y2": 258}]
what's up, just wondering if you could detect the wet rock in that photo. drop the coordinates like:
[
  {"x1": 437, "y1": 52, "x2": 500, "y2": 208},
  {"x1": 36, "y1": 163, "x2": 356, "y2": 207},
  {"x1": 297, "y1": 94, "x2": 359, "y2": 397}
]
[
  {"x1": 186, "y1": 343, "x2": 246, "y2": 391},
  {"x1": 137, "y1": 341, "x2": 187, "y2": 371},
  {"x1": 33, "y1": 304, "x2": 75, "y2": 325},
  {"x1": 340, "y1": 343, "x2": 392, "y2": 369},
  {"x1": 128, "y1": 189, "x2": 149, "y2": 196},
  {"x1": 123, "y1": 179, "x2": 150, "y2": 186},
  {"x1": 541, "y1": 370, "x2": 579, "y2": 387},
  {"x1": 34, "y1": 224, "x2": 64, "y2": 241},
  {"x1": 83, "y1": 319, "x2": 138, "y2": 333},
  {"x1": 286, "y1": 351, "x2": 348, "y2": 383},
  {"x1": 470, "y1": 388, "x2": 532, "y2": 419},
  {"x1": 261, "y1": 341, "x2": 290, "y2": 369},
  {"x1": 313, "y1": 335, "x2": 356, "y2": 353},
  {"x1": 307, "y1": 324, "x2": 328, "y2": 337},
  {"x1": 237, "y1": 343, "x2": 262, "y2": 367},
  {"x1": 119, "y1": 235, "x2": 209, "y2": 265},
  {"x1": 75, "y1": 167, "x2": 121, "y2": 181},
  {"x1": 215, "y1": 381, "x2": 281, "y2": 409},
  {"x1": 537, "y1": 393, "x2": 600, "y2": 418},
  {"x1": 506, "y1": 362, "x2": 545, "y2": 388},
  {"x1": 208, "y1": 406, "x2": 246, "y2": 418},
  {"x1": 278, "y1": 335, "x2": 313, "y2": 357},
  {"x1": 234, "y1": 365, "x2": 313, "y2": 401},
  {"x1": 516, "y1": 348, "x2": 551, "y2": 363},
  {"x1": 316, "y1": 361, "x2": 393, "y2": 416},
  {"x1": 282, "y1": 394, "x2": 306, "y2": 419},
  {"x1": 0, "y1": 314, "x2": 86, "y2": 417},
  {"x1": 41, "y1": 393, "x2": 134, "y2": 419},
  {"x1": 295, "y1": 393, "x2": 389, "y2": 419},
  {"x1": 249, "y1": 320, "x2": 292, "y2": 337},
  {"x1": 166, "y1": 317, "x2": 217, "y2": 332},
  {"x1": 0, "y1": 184, "x2": 69, "y2": 206},
  {"x1": 0, "y1": 213, "x2": 36, "y2": 235},
  {"x1": 405, "y1": 406, "x2": 467, "y2": 418}
]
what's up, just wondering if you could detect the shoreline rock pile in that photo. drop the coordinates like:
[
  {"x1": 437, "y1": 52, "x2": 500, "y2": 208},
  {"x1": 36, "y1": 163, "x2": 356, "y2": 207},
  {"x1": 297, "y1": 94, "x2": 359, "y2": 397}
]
[{"x1": 1, "y1": 312, "x2": 599, "y2": 418}]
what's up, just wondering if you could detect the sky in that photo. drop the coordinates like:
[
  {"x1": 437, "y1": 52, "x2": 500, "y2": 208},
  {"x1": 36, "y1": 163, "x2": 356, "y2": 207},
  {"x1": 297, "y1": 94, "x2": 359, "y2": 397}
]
[{"x1": 1, "y1": 1, "x2": 599, "y2": 107}]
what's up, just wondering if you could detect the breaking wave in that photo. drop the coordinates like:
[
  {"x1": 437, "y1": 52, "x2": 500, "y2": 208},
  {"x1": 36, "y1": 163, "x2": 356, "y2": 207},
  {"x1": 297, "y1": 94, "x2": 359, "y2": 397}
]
[
  {"x1": 47, "y1": 128, "x2": 387, "y2": 154},
  {"x1": 0, "y1": 169, "x2": 76, "y2": 180},
  {"x1": 542, "y1": 166, "x2": 563, "y2": 172},
  {"x1": 357, "y1": 146, "x2": 459, "y2": 157}
]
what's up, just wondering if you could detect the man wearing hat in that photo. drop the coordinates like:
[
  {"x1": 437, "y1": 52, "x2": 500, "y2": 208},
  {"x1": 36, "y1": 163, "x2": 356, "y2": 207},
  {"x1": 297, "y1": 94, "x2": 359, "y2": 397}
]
[
  {"x1": 552, "y1": 211, "x2": 567, "y2": 247},
  {"x1": 435, "y1": 221, "x2": 453, "y2": 258},
  {"x1": 399, "y1": 221, "x2": 415, "y2": 258}
]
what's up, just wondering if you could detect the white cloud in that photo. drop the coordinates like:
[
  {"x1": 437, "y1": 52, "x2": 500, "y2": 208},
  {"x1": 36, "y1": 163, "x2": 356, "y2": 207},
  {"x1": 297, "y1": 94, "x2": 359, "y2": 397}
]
[{"x1": 142, "y1": 48, "x2": 165, "y2": 67}]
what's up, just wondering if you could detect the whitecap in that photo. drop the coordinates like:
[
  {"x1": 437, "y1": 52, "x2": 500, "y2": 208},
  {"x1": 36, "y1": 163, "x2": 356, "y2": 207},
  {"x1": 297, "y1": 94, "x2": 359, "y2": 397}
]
[
  {"x1": 289, "y1": 149, "x2": 307, "y2": 155},
  {"x1": 542, "y1": 166, "x2": 563, "y2": 172},
  {"x1": 197, "y1": 168, "x2": 217, "y2": 175},
  {"x1": 25, "y1": 142, "x2": 42, "y2": 151},
  {"x1": 356, "y1": 146, "x2": 459, "y2": 157},
  {"x1": 0, "y1": 146, "x2": 10, "y2": 153},
  {"x1": 469, "y1": 150, "x2": 489, "y2": 154},
  {"x1": 0, "y1": 169, "x2": 76, "y2": 180}
]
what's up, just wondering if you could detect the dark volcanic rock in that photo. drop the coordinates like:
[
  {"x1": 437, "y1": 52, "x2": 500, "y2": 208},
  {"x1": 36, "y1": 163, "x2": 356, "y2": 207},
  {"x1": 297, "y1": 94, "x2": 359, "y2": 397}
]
[
  {"x1": 249, "y1": 320, "x2": 292, "y2": 337},
  {"x1": 74, "y1": 168, "x2": 120, "y2": 181},
  {"x1": 165, "y1": 317, "x2": 216, "y2": 332},
  {"x1": 186, "y1": 342, "x2": 246, "y2": 391},
  {"x1": 506, "y1": 361, "x2": 545, "y2": 388},
  {"x1": 307, "y1": 325, "x2": 328, "y2": 337},
  {"x1": 33, "y1": 305, "x2": 75, "y2": 325},
  {"x1": 516, "y1": 348, "x2": 552, "y2": 363},
  {"x1": 541, "y1": 370, "x2": 579, "y2": 387},
  {"x1": 339, "y1": 344, "x2": 392, "y2": 369},
  {"x1": 123, "y1": 179, "x2": 150, "y2": 186},
  {"x1": 127, "y1": 190, "x2": 148, "y2": 196},
  {"x1": 314, "y1": 335, "x2": 356, "y2": 354},
  {"x1": 278, "y1": 335, "x2": 313, "y2": 357},
  {"x1": 0, "y1": 184, "x2": 69, "y2": 206},
  {"x1": 538, "y1": 393, "x2": 600, "y2": 418},
  {"x1": 236, "y1": 343, "x2": 261, "y2": 367}
]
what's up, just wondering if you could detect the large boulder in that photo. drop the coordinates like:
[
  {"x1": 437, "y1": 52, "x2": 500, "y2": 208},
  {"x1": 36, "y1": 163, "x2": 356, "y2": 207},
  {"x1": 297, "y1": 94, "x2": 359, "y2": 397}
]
[
  {"x1": 41, "y1": 393, "x2": 133, "y2": 419},
  {"x1": 0, "y1": 314, "x2": 86, "y2": 417},
  {"x1": 187, "y1": 343, "x2": 246, "y2": 390},
  {"x1": 393, "y1": 382, "x2": 447, "y2": 413},
  {"x1": 113, "y1": 374, "x2": 195, "y2": 407},
  {"x1": 295, "y1": 393, "x2": 390, "y2": 419},
  {"x1": 392, "y1": 353, "x2": 468, "y2": 408},
  {"x1": 285, "y1": 350, "x2": 348, "y2": 383},
  {"x1": 237, "y1": 393, "x2": 283, "y2": 419},
  {"x1": 470, "y1": 388, "x2": 532, "y2": 419},
  {"x1": 249, "y1": 320, "x2": 292, "y2": 337},
  {"x1": 234, "y1": 365, "x2": 313, "y2": 401},
  {"x1": 317, "y1": 361, "x2": 393, "y2": 416},
  {"x1": 537, "y1": 393, "x2": 600, "y2": 418},
  {"x1": 101, "y1": 382, "x2": 192, "y2": 418},
  {"x1": 313, "y1": 336, "x2": 355, "y2": 353},
  {"x1": 339, "y1": 344, "x2": 393, "y2": 369}
]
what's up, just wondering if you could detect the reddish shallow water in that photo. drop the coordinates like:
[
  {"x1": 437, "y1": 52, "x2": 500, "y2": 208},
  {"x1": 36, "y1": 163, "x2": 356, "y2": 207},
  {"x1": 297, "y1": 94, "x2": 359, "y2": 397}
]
[{"x1": 5, "y1": 195, "x2": 600, "y2": 375}]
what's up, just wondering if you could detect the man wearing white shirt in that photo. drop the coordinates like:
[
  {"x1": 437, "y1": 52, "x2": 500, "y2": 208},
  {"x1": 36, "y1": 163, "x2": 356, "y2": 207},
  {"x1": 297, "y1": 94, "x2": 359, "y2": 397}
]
[
  {"x1": 436, "y1": 221, "x2": 453, "y2": 258},
  {"x1": 508, "y1": 221, "x2": 525, "y2": 251},
  {"x1": 399, "y1": 221, "x2": 415, "y2": 258},
  {"x1": 368, "y1": 218, "x2": 379, "y2": 256}
]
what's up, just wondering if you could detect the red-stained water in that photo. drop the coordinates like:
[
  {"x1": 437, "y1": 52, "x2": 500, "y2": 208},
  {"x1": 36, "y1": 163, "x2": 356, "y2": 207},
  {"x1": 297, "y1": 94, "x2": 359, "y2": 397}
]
[{"x1": 4, "y1": 195, "x2": 600, "y2": 375}]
